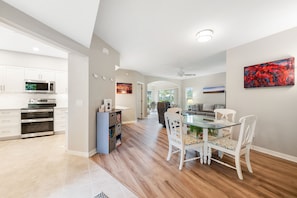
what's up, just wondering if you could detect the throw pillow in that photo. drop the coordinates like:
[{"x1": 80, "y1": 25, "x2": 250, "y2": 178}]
[{"x1": 203, "y1": 104, "x2": 214, "y2": 112}]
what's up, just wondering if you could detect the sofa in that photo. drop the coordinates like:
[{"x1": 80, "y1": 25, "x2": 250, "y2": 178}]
[
  {"x1": 157, "y1": 101, "x2": 171, "y2": 127},
  {"x1": 185, "y1": 103, "x2": 225, "y2": 117}
]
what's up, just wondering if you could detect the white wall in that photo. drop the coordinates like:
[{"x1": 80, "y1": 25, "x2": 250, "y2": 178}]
[
  {"x1": 227, "y1": 27, "x2": 297, "y2": 158},
  {"x1": 182, "y1": 72, "x2": 226, "y2": 109}
]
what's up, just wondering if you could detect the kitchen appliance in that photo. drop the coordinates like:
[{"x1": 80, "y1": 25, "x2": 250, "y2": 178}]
[
  {"x1": 25, "y1": 80, "x2": 55, "y2": 94},
  {"x1": 21, "y1": 98, "x2": 56, "y2": 138}
]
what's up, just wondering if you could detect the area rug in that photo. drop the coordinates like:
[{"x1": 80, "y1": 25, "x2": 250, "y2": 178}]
[{"x1": 94, "y1": 192, "x2": 109, "y2": 198}]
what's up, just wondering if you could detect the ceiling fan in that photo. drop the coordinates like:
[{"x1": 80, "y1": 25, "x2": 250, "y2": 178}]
[{"x1": 177, "y1": 68, "x2": 196, "y2": 77}]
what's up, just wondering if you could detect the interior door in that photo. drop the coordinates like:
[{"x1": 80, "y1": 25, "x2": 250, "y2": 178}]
[{"x1": 137, "y1": 83, "x2": 143, "y2": 119}]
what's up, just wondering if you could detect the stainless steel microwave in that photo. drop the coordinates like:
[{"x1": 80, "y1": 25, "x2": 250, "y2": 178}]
[{"x1": 25, "y1": 80, "x2": 55, "y2": 94}]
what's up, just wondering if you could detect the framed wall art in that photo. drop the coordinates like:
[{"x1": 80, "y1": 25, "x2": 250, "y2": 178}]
[
  {"x1": 116, "y1": 83, "x2": 133, "y2": 94},
  {"x1": 202, "y1": 86, "x2": 225, "y2": 93},
  {"x1": 244, "y1": 57, "x2": 295, "y2": 88}
]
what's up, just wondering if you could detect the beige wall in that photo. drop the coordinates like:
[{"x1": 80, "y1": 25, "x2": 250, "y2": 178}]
[
  {"x1": 227, "y1": 27, "x2": 297, "y2": 159},
  {"x1": 68, "y1": 53, "x2": 89, "y2": 153},
  {"x1": 88, "y1": 35, "x2": 119, "y2": 151},
  {"x1": 115, "y1": 69, "x2": 145, "y2": 123},
  {"x1": 182, "y1": 72, "x2": 226, "y2": 109}
]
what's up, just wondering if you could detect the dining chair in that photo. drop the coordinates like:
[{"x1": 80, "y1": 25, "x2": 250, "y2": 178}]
[
  {"x1": 214, "y1": 108, "x2": 236, "y2": 138},
  {"x1": 167, "y1": 107, "x2": 182, "y2": 115},
  {"x1": 164, "y1": 112, "x2": 204, "y2": 170},
  {"x1": 207, "y1": 115, "x2": 257, "y2": 180}
]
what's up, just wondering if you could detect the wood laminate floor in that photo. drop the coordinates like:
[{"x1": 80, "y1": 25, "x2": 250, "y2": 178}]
[{"x1": 92, "y1": 114, "x2": 297, "y2": 198}]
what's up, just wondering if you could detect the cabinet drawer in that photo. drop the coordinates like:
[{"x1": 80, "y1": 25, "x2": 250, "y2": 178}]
[
  {"x1": 115, "y1": 123, "x2": 121, "y2": 136},
  {"x1": 0, "y1": 117, "x2": 20, "y2": 126},
  {"x1": 0, "y1": 110, "x2": 20, "y2": 118},
  {"x1": 109, "y1": 136, "x2": 116, "y2": 152},
  {"x1": 54, "y1": 123, "x2": 66, "y2": 131},
  {"x1": 0, "y1": 125, "x2": 21, "y2": 137},
  {"x1": 109, "y1": 112, "x2": 116, "y2": 127}
]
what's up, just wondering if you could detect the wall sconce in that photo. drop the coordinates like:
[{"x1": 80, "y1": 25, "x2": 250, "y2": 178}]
[
  {"x1": 92, "y1": 73, "x2": 99, "y2": 79},
  {"x1": 110, "y1": 78, "x2": 114, "y2": 82},
  {"x1": 101, "y1": 76, "x2": 106, "y2": 80}
]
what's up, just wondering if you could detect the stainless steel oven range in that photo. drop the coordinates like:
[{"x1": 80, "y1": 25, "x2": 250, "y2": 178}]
[{"x1": 21, "y1": 98, "x2": 56, "y2": 138}]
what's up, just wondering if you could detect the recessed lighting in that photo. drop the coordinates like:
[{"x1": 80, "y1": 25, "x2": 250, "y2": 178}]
[
  {"x1": 32, "y1": 47, "x2": 40, "y2": 52},
  {"x1": 196, "y1": 29, "x2": 214, "y2": 42}
]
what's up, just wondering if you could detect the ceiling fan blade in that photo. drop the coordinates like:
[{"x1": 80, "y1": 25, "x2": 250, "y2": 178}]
[{"x1": 184, "y1": 73, "x2": 196, "y2": 76}]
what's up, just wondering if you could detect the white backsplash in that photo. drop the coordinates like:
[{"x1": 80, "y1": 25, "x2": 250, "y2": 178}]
[{"x1": 0, "y1": 93, "x2": 68, "y2": 109}]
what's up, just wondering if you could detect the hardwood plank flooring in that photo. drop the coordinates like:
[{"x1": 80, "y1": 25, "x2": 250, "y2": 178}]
[{"x1": 92, "y1": 114, "x2": 297, "y2": 198}]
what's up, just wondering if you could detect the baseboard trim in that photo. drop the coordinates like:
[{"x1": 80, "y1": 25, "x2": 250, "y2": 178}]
[
  {"x1": 122, "y1": 120, "x2": 137, "y2": 124},
  {"x1": 252, "y1": 145, "x2": 297, "y2": 163},
  {"x1": 89, "y1": 149, "x2": 97, "y2": 157},
  {"x1": 66, "y1": 148, "x2": 97, "y2": 158}
]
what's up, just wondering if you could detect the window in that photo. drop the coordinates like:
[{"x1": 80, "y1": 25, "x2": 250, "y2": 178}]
[
  {"x1": 185, "y1": 87, "x2": 193, "y2": 107},
  {"x1": 158, "y1": 89, "x2": 175, "y2": 104}
]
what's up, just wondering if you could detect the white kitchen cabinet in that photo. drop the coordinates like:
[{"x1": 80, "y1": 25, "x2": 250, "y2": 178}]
[
  {"x1": 5, "y1": 66, "x2": 25, "y2": 92},
  {"x1": 0, "y1": 109, "x2": 21, "y2": 138},
  {"x1": 55, "y1": 71, "x2": 68, "y2": 94},
  {"x1": 25, "y1": 68, "x2": 55, "y2": 81},
  {"x1": 0, "y1": 66, "x2": 5, "y2": 93},
  {"x1": 54, "y1": 108, "x2": 68, "y2": 132},
  {"x1": 0, "y1": 66, "x2": 25, "y2": 93}
]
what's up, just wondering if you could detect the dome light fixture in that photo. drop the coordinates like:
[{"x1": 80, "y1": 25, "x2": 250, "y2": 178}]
[{"x1": 196, "y1": 29, "x2": 214, "y2": 42}]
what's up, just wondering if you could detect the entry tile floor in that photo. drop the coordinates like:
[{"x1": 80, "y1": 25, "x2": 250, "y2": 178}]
[{"x1": 0, "y1": 134, "x2": 137, "y2": 198}]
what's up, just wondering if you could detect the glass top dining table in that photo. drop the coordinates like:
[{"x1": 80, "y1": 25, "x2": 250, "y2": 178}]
[{"x1": 182, "y1": 114, "x2": 241, "y2": 163}]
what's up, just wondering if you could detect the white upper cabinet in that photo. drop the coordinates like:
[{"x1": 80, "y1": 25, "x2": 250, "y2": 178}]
[
  {"x1": 0, "y1": 66, "x2": 25, "y2": 93},
  {"x1": 55, "y1": 71, "x2": 68, "y2": 94},
  {"x1": 25, "y1": 68, "x2": 55, "y2": 81},
  {"x1": 5, "y1": 66, "x2": 25, "y2": 92}
]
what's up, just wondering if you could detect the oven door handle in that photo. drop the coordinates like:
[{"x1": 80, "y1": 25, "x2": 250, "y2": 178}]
[
  {"x1": 21, "y1": 118, "x2": 54, "y2": 123},
  {"x1": 21, "y1": 109, "x2": 53, "y2": 113}
]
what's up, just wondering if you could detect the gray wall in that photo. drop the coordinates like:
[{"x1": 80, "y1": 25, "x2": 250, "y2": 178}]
[{"x1": 227, "y1": 27, "x2": 297, "y2": 158}]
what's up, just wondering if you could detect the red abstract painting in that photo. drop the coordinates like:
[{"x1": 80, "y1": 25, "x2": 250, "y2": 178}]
[{"x1": 244, "y1": 57, "x2": 295, "y2": 88}]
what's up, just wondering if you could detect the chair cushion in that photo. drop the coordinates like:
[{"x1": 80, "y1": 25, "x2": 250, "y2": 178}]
[
  {"x1": 209, "y1": 137, "x2": 238, "y2": 150},
  {"x1": 184, "y1": 134, "x2": 203, "y2": 145}
]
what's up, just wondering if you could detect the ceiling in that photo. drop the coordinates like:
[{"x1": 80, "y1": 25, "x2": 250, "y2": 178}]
[{"x1": 2, "y1": 0, "x2": 297, "y2": 79}]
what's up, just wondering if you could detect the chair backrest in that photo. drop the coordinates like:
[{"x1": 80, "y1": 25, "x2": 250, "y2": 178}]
[
  {"x1": 164, "y1": 112, "x2": 183, "y2": 148},
  {"x1": 236, "y1": 115, "x2": 257, "y2": 151},
  {"x1": 167, "y1": 107, "x2": 182, "y2": 115},
  {"x1": 214, "y1": 108, "x2": 236, "y2": 122}
]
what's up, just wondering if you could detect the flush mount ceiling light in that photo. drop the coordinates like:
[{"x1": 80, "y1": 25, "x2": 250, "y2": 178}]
[
  {"x1": 196, "y1": 29, "x2": 214, "y2": 42},
  {"x1": 32, "y1": 47, "x2": 40, "y2": 51}
]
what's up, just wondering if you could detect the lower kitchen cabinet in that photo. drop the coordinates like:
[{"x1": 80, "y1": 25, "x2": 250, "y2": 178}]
[
  {"x1": 96, "y1": 110, "x2": 122, "y2": 154},
  {"x1": 0, "y1": 109, "x2": 21, "y2": 139},
  {"x1": 54, "y1": 108, "x2": 68, "y2": 132}
]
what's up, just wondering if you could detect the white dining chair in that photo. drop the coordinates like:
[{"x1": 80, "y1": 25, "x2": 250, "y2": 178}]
[
  {"x1": 214, "y1": 108, "x2": 236, "y2": 138},
  {"x1": 167, "y1": 107, "x2": 182, "y2": 115},
  {"x1": 207, "y1": 115, "x2": 257, "y2": 180},
  {"x1": 164, "y1": 112, "x2": 204, "y2": 170}
]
